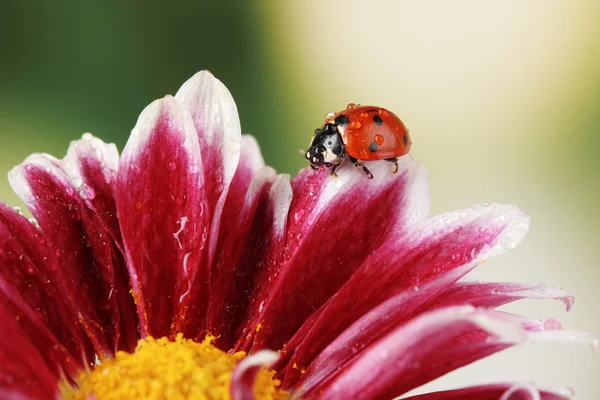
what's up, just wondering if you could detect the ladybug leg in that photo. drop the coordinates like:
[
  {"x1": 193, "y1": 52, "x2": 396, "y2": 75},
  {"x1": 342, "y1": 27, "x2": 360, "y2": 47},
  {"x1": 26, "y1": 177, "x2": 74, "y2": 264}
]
[
  {"x1": 385, "y1": 157, "x2": 399, "y2": 174},
  {"x1": 348, "y1": 156, "x2": 374, "y2": 179},
  {"x1": 329, "y1": 158, "x2": 344, "y2": 177}
]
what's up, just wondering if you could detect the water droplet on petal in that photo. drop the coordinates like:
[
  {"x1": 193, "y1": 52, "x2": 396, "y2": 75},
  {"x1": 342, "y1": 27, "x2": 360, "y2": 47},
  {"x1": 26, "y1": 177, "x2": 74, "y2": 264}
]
[
  {"x1": 168, "y1": 161, "x2": 177, "y2": 171},
  {"x1": 26, "y1": 264, "x2": 36, "y2": 275},
  {"x1": 71, "y1": 177, "x2": 83, "y2": 189},
  {"x1": 25, "y1": 164, "x2": 33, "y2": 172},
  {"x1": 55, "y1": 249, "x2": 62, "y2": 258},
  {"x1": 66, "y1": 187, "x2": 74, "y2": 197}
]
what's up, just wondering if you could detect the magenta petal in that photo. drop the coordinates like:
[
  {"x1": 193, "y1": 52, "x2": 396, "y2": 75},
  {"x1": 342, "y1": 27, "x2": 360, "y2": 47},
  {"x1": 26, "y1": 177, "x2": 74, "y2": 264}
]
[
  {"x1": 428, "y1": 282, "x2": 574, "y2": 311},
  {"x1": 175, "y1": 71, "x2": 242, "y2": 268},
  {"x1": 63, "y1": 134, "x2": 138, "y2": 352},
  {"x1": 280, "y1": 204, "x2": 528, "y2": 384},
  {"x1": 230, "y1": 350, "x2": 279, "y2": 400},
  {"x1": 308, "y1": 306, "x2": 527, "y2": 400},
  {"x1": 0, "y1": 301, "x2": 59, "y2": 399},
  {"x1": 0, "y1": 203, "x2": 87, "y2": 377},
  {"x1": 243, "y1": 155, "x2": 430, "y2": 352},
  {"x1": 210, "y1": 168, "x2": 292, "y2": 348},
  {"x1": 401, "y1": 383, "x2": 572, "y2": 400},
  {"x1": 9, "y1": 154, "x2": 128, "y2": 356},
  {"x1": 117, "y1": 96, "x2": 209, "y2": 338},
  {"x1": 215, "y1": 135, "x2": 266, "y2": 277}
]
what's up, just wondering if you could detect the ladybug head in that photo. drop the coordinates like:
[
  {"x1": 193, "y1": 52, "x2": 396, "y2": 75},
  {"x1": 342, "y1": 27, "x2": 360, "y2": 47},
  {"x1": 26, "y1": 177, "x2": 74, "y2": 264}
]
[{"x1": 305, "y1": 123, "x2": 344, "y2": 170}]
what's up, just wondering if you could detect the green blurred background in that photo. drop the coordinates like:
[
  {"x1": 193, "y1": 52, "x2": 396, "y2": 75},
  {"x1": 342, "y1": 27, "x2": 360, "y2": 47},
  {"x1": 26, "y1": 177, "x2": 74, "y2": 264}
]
[{"x1": 1, "y1": 1, "x2": 598, "y2": 397}]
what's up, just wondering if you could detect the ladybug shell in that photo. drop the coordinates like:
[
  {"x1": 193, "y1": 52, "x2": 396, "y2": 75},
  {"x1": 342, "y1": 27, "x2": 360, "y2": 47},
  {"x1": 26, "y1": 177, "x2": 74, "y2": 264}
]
[{"x1": 326, "y1": 105, "x2": 411, "y2": 161}]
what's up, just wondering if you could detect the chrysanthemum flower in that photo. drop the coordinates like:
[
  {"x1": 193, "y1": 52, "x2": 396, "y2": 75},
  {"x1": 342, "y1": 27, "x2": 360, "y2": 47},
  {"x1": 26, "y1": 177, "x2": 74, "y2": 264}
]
[{"x1": 0, "y1": 71, "x2": 595, "y2": 400}]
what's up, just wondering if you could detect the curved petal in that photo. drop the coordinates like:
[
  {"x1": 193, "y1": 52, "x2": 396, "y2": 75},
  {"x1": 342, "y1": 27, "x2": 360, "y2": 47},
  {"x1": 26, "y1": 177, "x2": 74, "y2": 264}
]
[
  {"x1": 230, "y1": 350, "x2": 279, "y2": 400},
  {"x1": 0, "y1": 301, "x2": 58, "y2": 399},
  {"x1": 116, "y1": 95, "x2": 209, "y2": 338},
  {"x1": 427, "y1": 282, "x2": 574, "y2": 311},
  {"x1": 401, "y1": 382, "x2": 572, "y2": 400},
  {"x1": 214, "y1": 135, "x2": 266, "y2": 281},
  {"x1": 0, "y1": 203, "x2": 87, "y2": 377},
  {"x1": 238, "y1": 155, "x2": 430, "y2": 352},
  {"x1": 279, "y1": 203, "x2": 529, "y2": 383},
  {"x1": 305, "y1": 307, "x2": 594, "y2": 400},
  {"x1": 9, "y1": 154, "x2": 128, "y2": 356},
  {"x1": 175, "y1": 70, "x2": 242, "y2": 269},
  {"x1": 207, "y1": 167, "x2": 284, "y2": 347},
  {"x1": 62, "y1": 134, "x2": 137, "y2": 352}
]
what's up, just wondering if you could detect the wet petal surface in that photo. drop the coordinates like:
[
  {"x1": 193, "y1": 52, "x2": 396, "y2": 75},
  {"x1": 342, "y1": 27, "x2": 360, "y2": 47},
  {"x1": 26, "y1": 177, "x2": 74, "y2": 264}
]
[{"x1": 117, "y1": 96, "x2": 209, "y2": 338}]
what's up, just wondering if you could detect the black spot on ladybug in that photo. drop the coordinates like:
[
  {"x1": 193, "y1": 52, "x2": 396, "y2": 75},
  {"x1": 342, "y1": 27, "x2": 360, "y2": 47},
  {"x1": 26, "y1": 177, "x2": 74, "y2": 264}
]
[
  {"x1": 335, "y1": 115, "x2": 350, "y2": 126},
  {"x1": 403, "y1": 135, "x2": 408, "y2": 146},
  {"x1": 369, "y1": 142, "x2": 378, "y2": 152},
  {"x1": 373, "y1": 115, "x2": 383, "y2": 125}
]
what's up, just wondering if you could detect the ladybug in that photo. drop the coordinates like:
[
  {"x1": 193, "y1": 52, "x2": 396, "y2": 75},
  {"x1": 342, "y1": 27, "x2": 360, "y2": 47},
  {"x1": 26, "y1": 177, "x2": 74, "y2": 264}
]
[{"x1": 304, "y1": 104, "x2": 411, "y2": 179}]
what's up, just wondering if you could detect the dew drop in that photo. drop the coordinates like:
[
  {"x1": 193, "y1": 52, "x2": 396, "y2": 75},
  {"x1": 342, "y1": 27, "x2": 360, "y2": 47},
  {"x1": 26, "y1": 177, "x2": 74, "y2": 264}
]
[
  {"x1": 168, "y1": 161, "x2": 177, "y2": 171},
  {"x1": 374, "y1": 134, "x2": 384, "y2": 145},
  {"x1": 543, "y1": 318, "x2": 562, "y2": 330},
  {"x1": 84, "y1": 186, "x2": 96, "y2": 200},
  {"x1": 66, "y1": 187, "x2": 74, "y2": 197},
  {"x1": 378, "y1": 109, "x2": 387, "y2": 116},
  {"x1": 26, "y1": 264, "x2": 36, "y2": 275},
  {"x1": 55, "y1": 249, "x2": 62, "y2": 258},
  {"x1": 325, "y1": 112, "x2": 335, "y2": 119},
  {"x1": 346, "y1": 103, "x2": 357, "y2": 110},
  {"x1": 71, "y1": 177, "x2": 83, "y2": 189},
  {"x1": 350, "y1": 121, "x2": 362, "y2": 129},
  {"x1": 25, "y1": 164, "x2": 33, "y2": 172}
]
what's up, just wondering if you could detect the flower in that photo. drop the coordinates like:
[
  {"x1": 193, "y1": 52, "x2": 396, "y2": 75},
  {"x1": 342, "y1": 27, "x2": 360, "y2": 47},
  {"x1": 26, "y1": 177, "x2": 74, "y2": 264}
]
[{"x1": 0, "y1": 70, "x2": 595, "y2": 400}]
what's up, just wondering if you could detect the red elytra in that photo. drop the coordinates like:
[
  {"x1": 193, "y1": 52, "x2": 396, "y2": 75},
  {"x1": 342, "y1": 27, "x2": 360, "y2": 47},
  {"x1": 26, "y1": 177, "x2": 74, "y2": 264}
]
[
  {"x1": 327, "y1": 104, "x2": 411, "y2": 161},
  {"x1": 305, "y1": 104, "x2": 411, "y2": 178}
]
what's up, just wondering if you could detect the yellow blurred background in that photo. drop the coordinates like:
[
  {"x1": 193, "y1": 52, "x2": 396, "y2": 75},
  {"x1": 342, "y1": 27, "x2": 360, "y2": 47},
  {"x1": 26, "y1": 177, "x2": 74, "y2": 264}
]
[{"x1": 1, "y1": 1, "x2": 598, "y2": 397}]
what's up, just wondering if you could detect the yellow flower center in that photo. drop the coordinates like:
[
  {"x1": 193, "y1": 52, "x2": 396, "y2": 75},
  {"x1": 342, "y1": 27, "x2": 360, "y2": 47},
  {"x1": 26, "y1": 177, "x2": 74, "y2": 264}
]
[{"x1": 61, "y1": 334, "x2": 289, "y2": 400}]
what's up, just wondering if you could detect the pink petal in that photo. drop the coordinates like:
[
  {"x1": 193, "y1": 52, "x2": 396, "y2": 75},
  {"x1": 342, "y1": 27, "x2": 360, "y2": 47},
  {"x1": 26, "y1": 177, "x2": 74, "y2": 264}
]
[
  {"x1": 306, "y1": 307, "x2": 525, "y2": 399},
  {"x1": 0, "y1": 301, "x2": 59, "y2": 399},
  {"x1": 230, "y1": 350, "x2": 279, "y2": 400},
  {"x1": 307, "y1": 307, "x2": 593, "y2": 400},
  {"x1": 175, "y1": 71, "x2": 242, "y2": 269},
  {"x1": 279, "y1": 204, "x2": 529, "y2": 384},
  {"x1": 62, "y1": 134, "x2": 138, "y2": 352},
  {"x1": 0, "y1": 204, "x2": 87, "y2": 378},
  {"x1": 117, "y1": 96, "x2": 209, "y2": 338},
  {"x1": 428, "y1": 282, "x2": 574, "y2": 311},
  {"x1": 214, "y1": 135, "x2": 266, "y2": 287},
  {"x1": 237, "y1": 155, "x2": 430, "y2": 352},
  {"x1": 401, "y1": 382, "x2": 572, "y2": 400},
  {"x1": 208, "y1": 168, "x2": 293, "y2": 348},
  {"x1": 9, "y1": 154, "x2": 129, "y2": 356}
]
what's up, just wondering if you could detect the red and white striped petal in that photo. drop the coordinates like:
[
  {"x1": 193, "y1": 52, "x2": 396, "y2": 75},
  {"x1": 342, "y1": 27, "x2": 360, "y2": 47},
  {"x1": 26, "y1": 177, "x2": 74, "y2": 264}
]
[
  {"x1": 175, "y1": 71, "x2": 242, "y2": 268},
  {"x1": 230, "y1": 350, "x2": 279, "y2": 400},
  {"x1": 427, "y1": 282, "x2": 574, "y2": 311},
  {"x1": 208, "y1": 167, "x2": 293, "y2": 348},
  {"x1": 304, "y1": 307, "x2": 594, "y2": 400},
  {"x1": 237, "y1": 155, "x2": 430, "y2": 352},
  {"x1": 0, "y1": 203, "x2": 87, "y2": 378},
  {"x1": 401, "y1": 382, "x2": 573, "y2": 400},
  {"x1": 117, "y1": 96, "x2": 209, "y2": 339},
  {"x1": 9, "y1": 154, "x2": 128, "y2": 356},
  {"x1": 279, "y1": 203, "x2": 529, "y2": 382}
]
